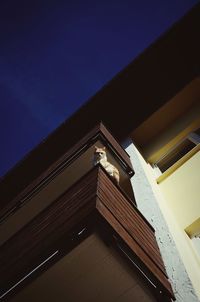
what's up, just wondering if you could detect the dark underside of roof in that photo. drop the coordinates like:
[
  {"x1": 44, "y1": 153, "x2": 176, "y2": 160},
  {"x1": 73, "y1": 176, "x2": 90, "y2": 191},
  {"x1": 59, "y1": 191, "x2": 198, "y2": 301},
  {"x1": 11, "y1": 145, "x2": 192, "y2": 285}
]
[{"x1": 0, "y1": 3, "x2": 200, "y2": 209}]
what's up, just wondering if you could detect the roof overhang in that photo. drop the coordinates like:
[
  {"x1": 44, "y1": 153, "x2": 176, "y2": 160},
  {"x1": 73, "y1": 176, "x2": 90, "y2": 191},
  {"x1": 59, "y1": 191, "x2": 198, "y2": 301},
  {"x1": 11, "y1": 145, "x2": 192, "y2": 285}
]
[{"x1": 0, "y1": 3, "x2": 200, "y2": 208}]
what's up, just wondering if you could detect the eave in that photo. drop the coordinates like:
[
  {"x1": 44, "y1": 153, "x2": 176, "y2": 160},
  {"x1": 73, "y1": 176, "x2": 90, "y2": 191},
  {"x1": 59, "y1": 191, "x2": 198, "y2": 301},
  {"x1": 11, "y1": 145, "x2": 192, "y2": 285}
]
[{"x1": 0, "y1": 3, "x2": 199, "y2": 211}]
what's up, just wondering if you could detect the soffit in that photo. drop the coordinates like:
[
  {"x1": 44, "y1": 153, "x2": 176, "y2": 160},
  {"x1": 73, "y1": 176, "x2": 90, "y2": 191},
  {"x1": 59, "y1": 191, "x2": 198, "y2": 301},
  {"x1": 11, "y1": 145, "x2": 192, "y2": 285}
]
[
  {"x1": 0, "y1": 4, "x2": 199, "y2": 207},
  {"x1": 131, "y1": 77, "x2": 200, "y2": 149},
  {"x1": 9, "y1": 233, "x2": 156, "y2": 302}
]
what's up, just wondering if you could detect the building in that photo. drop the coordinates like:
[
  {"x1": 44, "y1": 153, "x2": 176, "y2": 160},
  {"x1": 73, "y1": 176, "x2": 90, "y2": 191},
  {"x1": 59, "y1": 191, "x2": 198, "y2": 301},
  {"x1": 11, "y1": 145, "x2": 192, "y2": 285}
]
[{"x1": 0, "y1": 3, "x2": 200, "y2": 302}]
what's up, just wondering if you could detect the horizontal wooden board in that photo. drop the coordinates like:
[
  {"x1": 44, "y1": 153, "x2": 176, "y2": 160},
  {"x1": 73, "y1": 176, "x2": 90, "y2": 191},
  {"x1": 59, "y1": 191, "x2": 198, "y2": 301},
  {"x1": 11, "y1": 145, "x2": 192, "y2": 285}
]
[
  {"x1": 97, "y1": 169, "x2": 166, "y2": 275},
  {"x1": 96, "y1": 198, "x2": 173, "y2": 298},
  {"x1": 0, "y1": 168, "x2": 99, "y2": 293}
]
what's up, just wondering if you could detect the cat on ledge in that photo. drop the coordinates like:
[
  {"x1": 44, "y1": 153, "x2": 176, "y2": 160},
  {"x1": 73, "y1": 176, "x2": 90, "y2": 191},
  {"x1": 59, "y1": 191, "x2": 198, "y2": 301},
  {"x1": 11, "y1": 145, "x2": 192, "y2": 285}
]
[{"x1": 93, "y1": 146, "x2": 120, "y2": 185}]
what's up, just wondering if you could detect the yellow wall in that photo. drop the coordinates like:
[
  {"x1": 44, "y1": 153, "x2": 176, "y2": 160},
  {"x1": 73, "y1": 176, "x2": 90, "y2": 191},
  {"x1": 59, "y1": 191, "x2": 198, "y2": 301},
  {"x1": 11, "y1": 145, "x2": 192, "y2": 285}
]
[
  {"x1": 159, "y1": 151, "x2": 200, "y2": 229},
  {"x1": 131, "y1": 87, "x2": 200, "y2": 298},
  {"x1": 158, "y1": 150, "x2": 200, "y2": 298}
]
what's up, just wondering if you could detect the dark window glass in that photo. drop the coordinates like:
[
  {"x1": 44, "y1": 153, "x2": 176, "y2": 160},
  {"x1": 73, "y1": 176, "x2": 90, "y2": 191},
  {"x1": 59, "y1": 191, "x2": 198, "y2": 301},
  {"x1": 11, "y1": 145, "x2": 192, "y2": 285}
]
[{"x1": 156, "y1": 139, "x2": 196, "y2": 172}]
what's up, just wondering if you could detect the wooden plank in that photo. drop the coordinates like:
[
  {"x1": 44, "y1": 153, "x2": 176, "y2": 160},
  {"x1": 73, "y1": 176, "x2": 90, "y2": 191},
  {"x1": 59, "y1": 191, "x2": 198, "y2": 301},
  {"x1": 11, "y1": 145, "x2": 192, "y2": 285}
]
[
  {"x1": 99, "y1": 172, "x2": 156, "y2": 238},
  {"x1": 98, "y1": 187, "x2": 166, "y2": 274},
  {"x1": 97, "y1": 169, "x2": 166, "y2": 275},
  {"x1": 96, "y1": 198, "x2": 174, "y2": 298},
  {"x1": 0, "y1": 166, "x2": 174, "y2": 300},
  {"x1": 0, "y1": 169, "x2": 99, "y2": 291},
  {"x1": 0, "y1": 125, "x2": 100, "y2": 218},
  {"x1": 0, "y1": 123, "x2": 133, "y2": 221},
  {"x1": 99, "y1": 123, "x2": 132, "y2": 167}
]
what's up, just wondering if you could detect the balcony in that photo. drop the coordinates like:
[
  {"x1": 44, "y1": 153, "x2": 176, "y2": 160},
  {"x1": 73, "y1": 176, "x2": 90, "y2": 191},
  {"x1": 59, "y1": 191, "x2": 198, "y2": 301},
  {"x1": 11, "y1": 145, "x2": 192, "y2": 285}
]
[{"x1": 0, "y1": 123, "x2": 174, "y2": 301}]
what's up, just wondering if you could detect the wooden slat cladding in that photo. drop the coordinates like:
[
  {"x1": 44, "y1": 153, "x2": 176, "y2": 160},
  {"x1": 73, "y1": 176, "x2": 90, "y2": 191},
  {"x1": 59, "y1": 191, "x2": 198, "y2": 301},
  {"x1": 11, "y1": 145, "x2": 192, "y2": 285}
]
[
  {"x1": 0, "y1": 166, "x2": 174, "y2": 300},
  {"x1": 0, "y1": 168, "x2": 99, "y2": 293},
  {"x1": 97, "y1": 169, "x2": 166, "y2": 275},
  {"x1": 96, "y1": 199, "x2": 173, "y2": 298},
  {"x1": 0, "y1": 124, "x2": 100, "y2": 213},
  {"x1": 96, "y1": 168, "x2": 174, "y2": 298},
  {"x1": 99, "y1": 123, "x2": 131, "y2": 165},
  {"x1": 0, "y1": 122, "x2": 133, "y2": 221}
]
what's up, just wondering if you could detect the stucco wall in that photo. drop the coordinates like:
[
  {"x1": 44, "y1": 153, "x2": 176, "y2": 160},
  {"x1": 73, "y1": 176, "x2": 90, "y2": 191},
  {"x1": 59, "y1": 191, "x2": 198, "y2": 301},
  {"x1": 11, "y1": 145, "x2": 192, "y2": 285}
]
[
  {"x1": 159, "y1": 150, "x2": 200, "y2": 229},
  {"x1": 158, "y1": 150, "x2": 200, "y2": 298},
  {"x1": 124, "y1": 139, "x2": 199, "y2": 302}
]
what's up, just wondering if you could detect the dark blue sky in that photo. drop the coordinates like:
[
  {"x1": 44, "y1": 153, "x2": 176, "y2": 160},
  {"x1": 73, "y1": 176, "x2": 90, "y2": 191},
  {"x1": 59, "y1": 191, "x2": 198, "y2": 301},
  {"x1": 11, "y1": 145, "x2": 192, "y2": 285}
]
[{"x1": 0, "y1": 0, "x2": 198, "y2": 176}]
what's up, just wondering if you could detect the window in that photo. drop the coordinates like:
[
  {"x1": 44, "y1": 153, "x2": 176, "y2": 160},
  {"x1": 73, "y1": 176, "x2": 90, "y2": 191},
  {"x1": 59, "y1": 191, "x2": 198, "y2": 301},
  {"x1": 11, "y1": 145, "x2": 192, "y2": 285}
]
[{"x1": 155, "y1": 128, "x2": 200, "y2": 173}]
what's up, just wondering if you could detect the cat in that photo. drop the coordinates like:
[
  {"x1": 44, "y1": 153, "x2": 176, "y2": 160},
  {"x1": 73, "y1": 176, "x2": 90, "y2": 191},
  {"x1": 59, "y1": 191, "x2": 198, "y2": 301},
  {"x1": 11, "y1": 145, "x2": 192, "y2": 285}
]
[{"x1": 93, "y1": 146, "x2": 120, "y2": 184}]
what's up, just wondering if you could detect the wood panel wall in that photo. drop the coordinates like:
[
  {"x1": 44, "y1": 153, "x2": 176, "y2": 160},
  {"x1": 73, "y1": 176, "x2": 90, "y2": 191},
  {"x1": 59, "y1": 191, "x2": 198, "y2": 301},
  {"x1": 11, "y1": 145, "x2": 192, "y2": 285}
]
[
  {"x1": 0, "y1": 123, "x2": 133, "y2": 223},
  {"x1": 0, "y1": 168, "x2": 99, "y2": 298},
  {"x1": 96, "y1": 167, "x2": 174, "y2": 298},
  {"x1": 0, "y1": 166, "x2": 174, "y2": 300}
]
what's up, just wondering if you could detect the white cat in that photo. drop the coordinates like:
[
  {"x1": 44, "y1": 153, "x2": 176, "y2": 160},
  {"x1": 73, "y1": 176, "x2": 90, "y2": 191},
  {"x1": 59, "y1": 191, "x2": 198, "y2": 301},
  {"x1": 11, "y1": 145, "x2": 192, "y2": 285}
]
[{"x1": 93, "y1": 146, "x2": 120, "y2": 184}]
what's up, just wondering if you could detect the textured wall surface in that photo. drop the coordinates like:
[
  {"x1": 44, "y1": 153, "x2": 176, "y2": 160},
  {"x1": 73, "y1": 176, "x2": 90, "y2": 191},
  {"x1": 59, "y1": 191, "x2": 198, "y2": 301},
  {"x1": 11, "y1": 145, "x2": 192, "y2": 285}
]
[{"x1": 123, "y1": 140, "x2": 199, "y2": 302}]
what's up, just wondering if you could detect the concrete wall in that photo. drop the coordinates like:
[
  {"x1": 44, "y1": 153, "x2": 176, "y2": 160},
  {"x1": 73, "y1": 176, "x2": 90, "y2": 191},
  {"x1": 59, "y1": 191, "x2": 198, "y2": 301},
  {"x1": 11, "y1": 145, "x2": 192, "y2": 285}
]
[{"x1": 123, "y1": 139, "x2": 199, "y2": 302}]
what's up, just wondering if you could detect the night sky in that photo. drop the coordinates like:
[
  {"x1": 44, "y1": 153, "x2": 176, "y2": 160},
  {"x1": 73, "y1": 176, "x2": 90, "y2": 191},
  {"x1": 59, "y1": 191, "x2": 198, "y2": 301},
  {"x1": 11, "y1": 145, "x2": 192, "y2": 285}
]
[{"x1": 0, "y1": 0, "x2": 198, "y2": 176}]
